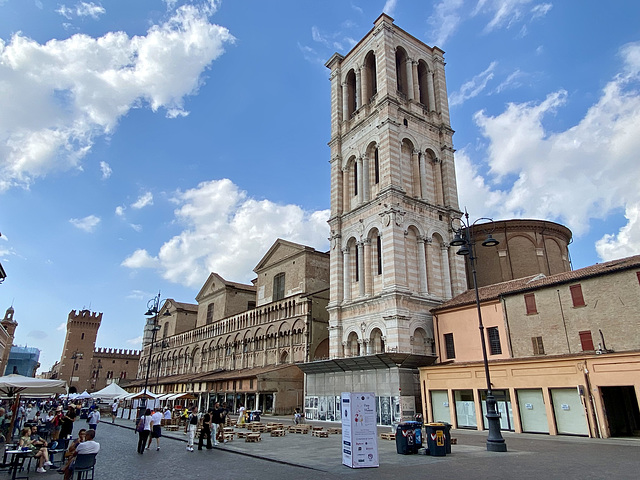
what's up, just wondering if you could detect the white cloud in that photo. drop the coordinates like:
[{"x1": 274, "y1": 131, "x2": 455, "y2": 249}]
[
  {"x1": 0, "y1": 1, "x2": 234, "y2": 191},
  {"x1": 126, "y1": 336, "x2": 143, "y2": 346},
  {"x1": 57, "y1": 322, "x2": 67, "y2": 331},
  {"x1": 382, "y1": 0, "x2": 398, "y2": 16},
  {"x1": 131, "y1": 192, "x2": 153, "y2": 209},
  {"x1": 99, "y1": 161, "x2": 111, "y2": 179},
  {"x1": 69, "y1": 214, "x2": 101, "y2": 232},
  {"x1": 449, "y1": 61, "x2": 497, "y2": 106},
  {"x1": 427, "y1": 0, "x2": 464, "y2": 47},
  {"x1": 130, "y1": 223, "x2": 142, "y2": 232},
  {"x1": 126, "y1": 289, "x2": 146, "y2": 300},
  {"x1": 122, "y1": 178, "x2": 330, "y2": 287},
  {"x1": 456, "y1": 41, "x2": 640, "y2": 261},
  {"x1": 493, "y1": 69, "x2": 526, "y2": 93},
  {"x1": 530, "y1": 3, "x2": 552, "y2": 19},
  {"x1": 115, "y1": 205, "x2": 125, "y2": 216},
  {"x1": 76, "y1": 2, "x2": 106, "y2": 19}
]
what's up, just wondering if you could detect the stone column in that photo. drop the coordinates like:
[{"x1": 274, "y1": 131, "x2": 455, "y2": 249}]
[
  {"x1": 342, "y1": 166, "x2": 350, "y2": 212},
  {"x1": 363, "y1": 238, "x2": 372, "y2": 296},
  {"x1": 357, "y1": 156, "x2": 364, "y2": 205},
  {"x1": 343, "y1": 247, "x2": 352, "y2": 302},
  {"x1": 441, "y1": 244, "x2": 452, "y2": 299},
  {"x1": 342, "y1": 341, "x2": 348, "y2": 358},
  {"x1": 417, "y1": 236, "x2": 428, "y2": 294},
  {"x1": 362, "y1": 154, "x2": 370, "y2": 202},
  {"x1": 357, "y1": 242, "x2": 365, "y2": 297},
  {"x1": 406, "y1": 58, "x2": 414, "y2": 101},
  {"x1": 361, "y1": 64, "x2": 369, "y2": 106},
  {"x1": 427, "y1": 71, "x2": 436, "y2": 112},
  {"x1": 412, "y1": 61, "x2": 419, "y2": 101},
  {"x1": 418, "y1": 152, "x2": 428, "y2": 199},
  {"x1": 342, "y1": 82, "x2": 349, "y2": 119},
  {"x1": 355, "y1": 68, "x2": 361, "y2": 110},
  {"x1": 365, "y1": 340, "x2": 372, "y2": 355},
  {"x1": 289, "y1": 333, "x2": 294, "y2": 363}
]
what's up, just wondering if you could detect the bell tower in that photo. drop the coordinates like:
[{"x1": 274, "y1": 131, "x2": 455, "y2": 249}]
[{"x1": 326, "y1": 14, "x2": 466, "y2": 359}]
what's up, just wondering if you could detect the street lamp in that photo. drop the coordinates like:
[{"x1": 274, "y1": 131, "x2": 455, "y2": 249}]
[
  {"x1": 69, "y1": 351, "x2": 83, "y2": 391},
  {"x1": 450, "y1": 209, "x2": 507, "y2": 452},
  {"x1": 142, "y1": 293, "x2": 171, "y2": 408}
]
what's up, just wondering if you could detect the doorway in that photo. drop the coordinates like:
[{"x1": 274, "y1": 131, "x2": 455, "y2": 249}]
[{"x1": 601, "y1": 386, "x2": 640, "y2": 437}]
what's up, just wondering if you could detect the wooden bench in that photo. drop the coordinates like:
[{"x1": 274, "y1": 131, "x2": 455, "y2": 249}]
[
  {"x1": 245, "y1": 433, "x2": 261, "y2": 443},
  {"x1": 380, "y1": 432, "x2": 396, "y2": 440},
  {"x1": 327, "y1": 427, "x2": 342, "y2": 434},
  {"x1": 236, "y1": 431, "x2": 249, "y2": 439},
  {"x1": 311, "y1": 430, "x2": 329, "y2": 438},
  {"x1": 270, "y1": 429, "x2": 286, "y2": 437},
  {"x1": 289, "y1": 425, "x2": 310, "y2": 434},
  {"x1": 164, "y1": 424, "x2": 179, "y2": 431},
  {"x1": 224, "y1": 433, "x2": 234, "y2": 442}
]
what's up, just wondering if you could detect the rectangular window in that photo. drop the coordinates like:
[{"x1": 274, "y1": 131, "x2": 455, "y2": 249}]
[
  {"x1": 250, "y1": 379, "x2": 254, "y2": 389},
  {"x1": 444, "y1": 333, "x2": 455, "y2": 359},
  {"x1": 355, "y1": 247, "x2": 359, "y2": 282},
  {"x1": 524, "y1": 293, "x2": 537, "y2": 315},
  {"x1": 532, "y1": 336, "x2": 545, "y2": 355},
  {"x1": 353, "y1": 162, "x2": 358, "y2": 196},
  {"x1": 570, "y1": 284, "x2": 585, "y2": 307},
  {"x1": 487, "y1": 327, "x2": 502, "y2": 355},
  {"x1": 273, "y1": 273, "x2": 285, "y2": 301},
  {"x1": 579, "y1": 331, "x2": 594, "y2": 351},
  {"x1": 206, "y1": 303, "x2": 214, "y2": 324},
  {"x1": 247, "y1": 301, "x2": 256, "y2": 310}
]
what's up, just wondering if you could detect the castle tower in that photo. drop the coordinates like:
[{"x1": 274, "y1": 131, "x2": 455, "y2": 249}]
[
  {"x1": 325, "y1": 14, "x2": 466, "y2": 359},
  {"x1": 0, "y1": 306, "x2": 18, "y2": 375},
  {"x1": 59, "y1": 309, "x2": 102, "y2": 392}
]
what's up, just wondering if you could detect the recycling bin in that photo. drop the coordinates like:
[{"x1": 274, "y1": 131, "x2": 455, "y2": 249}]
[
  {"x1": 395, "y1": 421, "x2": 423, "y2": 454},
  {"x1": 425, "y1": 423, "x2": 447, "y2": 456}
]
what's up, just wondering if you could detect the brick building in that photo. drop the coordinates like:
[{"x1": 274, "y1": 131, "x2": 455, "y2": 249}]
[
  {"x1": 0, "y1": 306, "x2": 18, "y2": 376},
  {"x1": 420, "y1": 255, "x2": 640, "y2": 438},
  {"x1": 51, "y1": 309, "x2": 140, "y2": 392},
  {"x1": 130, "y1": 239, "x2": 329, "y2": 415}
]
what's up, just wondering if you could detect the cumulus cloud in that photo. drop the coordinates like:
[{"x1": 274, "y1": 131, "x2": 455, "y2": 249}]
[
  {"x1": 69, "y1": 214, "x2": 101, "y2": 232},
  {"x1": 100, "y1": 161, "x2": 112, "y2": 179},
  {"x1": 456, "y1": 41, "x2": 640, "y2": 261},
  {"x1": 131, "y1": 192, "x2": 153, "y2": 209},
  {"x1": 122, "y1": 179, "x2": 330, "y2": 287},
  {"x1": 449, "y1": 61, "x2": 497, "y2": 106},
  {"x1": 115, "y1": 205, "x2": 125, "y2": 216},
  {"x1": 0, "y1": 1, "x2": 234, "y2": 191}
]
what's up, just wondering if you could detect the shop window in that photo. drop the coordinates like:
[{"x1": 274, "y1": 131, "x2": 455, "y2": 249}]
[
  {"x1": 524, "y1": 293, "x2": 537, "y2": 315},
  {"x1": 579, "y1": 330, "x2": 594, "y2": 351},
  {"x1": 532, "y1": 336, "x2": 545, "y2": 355},
  {"x1": 444, "y1": 333, "x2": 455, "y2": 359},
  {"x1": 487, "y1": 327, "x2": 502, "y2": 355},
  {"x1": 570, "y1": 284, "x2": 585, "y2": 307}
]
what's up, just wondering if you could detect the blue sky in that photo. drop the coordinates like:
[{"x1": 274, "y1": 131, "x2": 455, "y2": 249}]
[{"x1": 1, "y1": 0, "x2": 639, "y2": 374}]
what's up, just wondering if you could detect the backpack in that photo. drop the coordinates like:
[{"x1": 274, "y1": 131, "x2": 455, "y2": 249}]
[{"x1": 136, "y1": 416, "x2": 145, "y2": 433}]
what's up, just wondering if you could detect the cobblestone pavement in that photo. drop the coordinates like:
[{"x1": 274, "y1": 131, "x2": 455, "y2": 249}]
[{"x1": 37, "y1": 417, "x2": 640, "y2": 480}]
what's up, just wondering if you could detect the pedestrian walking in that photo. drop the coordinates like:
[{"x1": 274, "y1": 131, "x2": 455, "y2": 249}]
[
  {"x1": 147, "y1": 409, "x2": 163, "y2": 451},
  {"x1": 87, "y1": 408, "x2": 100, "y2": 431},
  {"x1": 186, "y1": 407, "x2": 198, "y2": 452},
  {"x1": 198, "y1": 409, "x2": 213, "y2": 450},
  {"x1": 211, "y1": 402, "x2": 222, "y2": 446},
  {"x1": 110, "y1": 401, "x2": 118, "y2": 423},
  {"x1": 136, "y1": 409, "x2": 152, "y2": 454}
]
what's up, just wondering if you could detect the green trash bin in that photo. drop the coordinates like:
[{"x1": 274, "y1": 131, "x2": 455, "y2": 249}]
[{"x1": 425, "y1": 423, "x2": 447, "y2": 456}]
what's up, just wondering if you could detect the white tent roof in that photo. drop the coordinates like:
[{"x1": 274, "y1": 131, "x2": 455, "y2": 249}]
[
  {"x1": 75, "y1": 390, "x2": 92, "y2": 399},
  {"x1": 0, "y1": 374, "x2": 67, "y2": 397},
  {"x1": 91, "y1": 382, "x2": 128, "y2": 400}
]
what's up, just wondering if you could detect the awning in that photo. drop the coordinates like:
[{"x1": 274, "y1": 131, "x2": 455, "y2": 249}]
[{"x1": 297, "y1": 353, "x2": 438, "y2": 374}]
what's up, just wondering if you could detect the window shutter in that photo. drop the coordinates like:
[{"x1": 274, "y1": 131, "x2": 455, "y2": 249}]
[
  {"x1": 524, "y1": 293, "x2": 537, "y2": 314},
  {"x1": 444, "y1": 333, "x2": 455, "y2": 359},
  {"x1": 532, "y1": 336, "x2": 545, "y2": 355},
  {"x1": 579, "y1": 330, "x2": 594, "y2": 351},
  {"x1": 570, "y1": 284, "x2": 585, "y2": 307}
]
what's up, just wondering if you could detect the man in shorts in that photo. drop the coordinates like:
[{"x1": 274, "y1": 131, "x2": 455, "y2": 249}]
[
  {"x1": 110, "y1": 401, "x2": 118, "y2": 423},
  {"x1": 147, "y1": 408, "x2": 163, "y2": 451}
]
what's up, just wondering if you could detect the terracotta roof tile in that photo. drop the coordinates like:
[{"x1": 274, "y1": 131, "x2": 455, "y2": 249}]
[{"x1": 433, "y1": 254, "x2": 640, "y2": 313}]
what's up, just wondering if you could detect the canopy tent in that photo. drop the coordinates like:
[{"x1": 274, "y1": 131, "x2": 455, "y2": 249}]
[
  {"x1": 91, "y1": 382, "x2": 128, "y2": 401},
  {"x1": 117, "y1": 388, "x2": 159, "y2": 400},
  {"x1": 0, "y1": 374, "x2": 67, "y2": 397},
  {"x1": 75, "y1": 390, "x2": 92, "y2": 399}
]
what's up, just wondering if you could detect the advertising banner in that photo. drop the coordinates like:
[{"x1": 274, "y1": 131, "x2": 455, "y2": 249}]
[{"x1": 341, "y1": 392, "x2": 379, "y2": 468}]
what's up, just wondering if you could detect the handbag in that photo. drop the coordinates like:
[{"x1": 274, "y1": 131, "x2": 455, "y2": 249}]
[{"x1": 136, "y1": 416, "x2": 145, "y2": 433}]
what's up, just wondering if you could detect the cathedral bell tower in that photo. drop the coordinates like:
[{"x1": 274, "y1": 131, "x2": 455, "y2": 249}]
[{"x1": 326, "y1": 14, "x2": 466, "y2": 359}]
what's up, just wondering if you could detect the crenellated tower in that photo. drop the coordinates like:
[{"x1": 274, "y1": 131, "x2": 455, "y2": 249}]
[
  {"x1": 58, "y1": 309, "x2": 102, "y2": 392},
  {"x1": 325, "y1": 14, "x2": 466, "y2": 359}
]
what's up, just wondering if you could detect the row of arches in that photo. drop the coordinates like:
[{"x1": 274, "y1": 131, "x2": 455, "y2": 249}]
[
  {"x1": 340, "y1": 225, "x2": 454, "y2": 302},
  {"x1": 342, "y1": 46, "x2": 439, "y2": 119},
  {"x1": 342, "y1": 327, "x2": 432, "y2": 356},
  {"x1": 141, "y1": 320, "x2": 308, "y2": 378}
]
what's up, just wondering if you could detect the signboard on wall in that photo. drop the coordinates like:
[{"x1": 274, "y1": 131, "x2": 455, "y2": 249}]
[
  {"x1": 341, "y1": 392, "x2": 379, "y2": 469},
  {"x1": 400, "y1": 396, "x2": 416, "y2": 421}
]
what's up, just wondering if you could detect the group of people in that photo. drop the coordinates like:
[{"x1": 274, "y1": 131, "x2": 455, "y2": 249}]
[
  {"x1": 135, "y1": 407, "x2": 169, "y2": 454},
  {"x1": 186, "y1": 402, "x2": 228, "y2": 452}
]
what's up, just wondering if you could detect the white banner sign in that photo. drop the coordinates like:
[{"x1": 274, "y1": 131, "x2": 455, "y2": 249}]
[{"x1": 341, "y1": 392, "x2": 379, "y2": 469}]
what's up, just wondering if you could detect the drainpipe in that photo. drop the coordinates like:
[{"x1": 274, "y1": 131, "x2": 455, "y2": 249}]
[
  {"x1": 557, "y1": 290, "x2": 571, "y2": 352},
  {"x1": 500, "y1": 296, "x2": 514, "y2": 357}
]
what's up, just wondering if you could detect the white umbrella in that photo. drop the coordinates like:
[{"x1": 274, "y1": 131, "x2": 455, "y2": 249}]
[{"x1": 0, "y1": 374, "x2": 67, "y2": 397}]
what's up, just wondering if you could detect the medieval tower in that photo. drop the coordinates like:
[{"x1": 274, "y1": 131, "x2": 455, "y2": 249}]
[
  {"x1": 59, "y1": 309, "x2": 102, "y2": 392},
  {"x1": 325, "y1": 14, "x2": 466, "y2": 360}
]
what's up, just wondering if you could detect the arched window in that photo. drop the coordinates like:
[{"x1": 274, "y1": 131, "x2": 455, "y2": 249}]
[
  {"x1": 374, "y1": 148, "x2": 379, "y2": 184},
  {"x1": 364, "y1": 50, "x2": 377, "y2": 102},
  {"x1": 346, "y1": 69, "x2": 357, "y2": 116},
  {"x1": 370, "y1": 328, "x2": 385, "y2": 354},
  {"x1": 395, "y1": 47, "x2": 409, "y2": 96}
]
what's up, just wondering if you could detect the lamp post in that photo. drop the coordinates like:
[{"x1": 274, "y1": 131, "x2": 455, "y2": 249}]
[
  {"x1": 142, "y1": 293, "x2": 171, "y2": 409},
  {"x1": 69, "y1": 351, "x2": 83, "y2": 392},
  {"x1": 450, "y1": 209, "x2": 507, "y2": 452}
]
